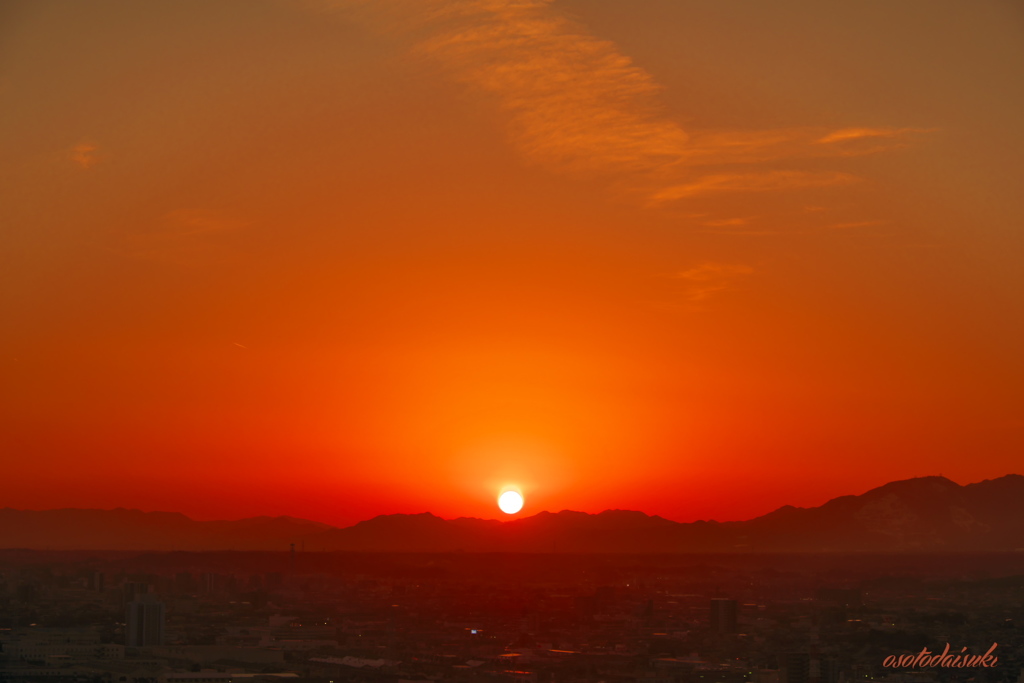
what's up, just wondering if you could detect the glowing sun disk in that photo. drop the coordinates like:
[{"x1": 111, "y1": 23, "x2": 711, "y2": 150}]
[{"x1": 498, "y1": 490, "x2": 524, "y2": 514}]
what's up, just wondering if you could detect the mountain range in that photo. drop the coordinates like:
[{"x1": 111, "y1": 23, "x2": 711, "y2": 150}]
[{"x1": 2, "y1": 475, "x2": 1022, "y2": 552}]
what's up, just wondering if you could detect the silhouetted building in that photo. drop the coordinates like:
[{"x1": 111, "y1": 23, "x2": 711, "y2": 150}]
[
  {"x1": 201, "y1": 572, "x2": 226, "y2": 595},
  {"x1": 710, "y1": 598, "x2": 738, "y2": 633},
  {"x1": 122, "y1": 580, "x2": 148, "y2": 607},
  {"x1": 782, "y1": 653, "x2": 810, "y2": 683},
  {"x1": 819, "y1": 657, "x2": 840, "y2": 683},
  {"x1": 781, "y1": 651, "x2": 838, "y2": 683},
  {"x1": 125, "y1": 594, "x2": 165, "y2": 647}
]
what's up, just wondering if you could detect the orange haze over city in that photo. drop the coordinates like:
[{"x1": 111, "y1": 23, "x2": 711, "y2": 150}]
[{"x1": 1, "y1": 0, "x2": 1022, "y2": 527}]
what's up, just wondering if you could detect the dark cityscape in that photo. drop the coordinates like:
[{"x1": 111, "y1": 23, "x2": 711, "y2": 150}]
[{"x1": 2, "y1": 549, "x2": 1021, "y2": 683}]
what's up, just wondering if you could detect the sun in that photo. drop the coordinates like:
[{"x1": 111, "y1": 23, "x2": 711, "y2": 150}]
[{"x1": 497, "y1": 489, "x2": 524, "y2": 514}]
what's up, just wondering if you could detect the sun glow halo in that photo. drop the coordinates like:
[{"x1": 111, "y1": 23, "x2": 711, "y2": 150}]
[{"x1": 497, "y1": 490, "x2": 524, "y2": 514}]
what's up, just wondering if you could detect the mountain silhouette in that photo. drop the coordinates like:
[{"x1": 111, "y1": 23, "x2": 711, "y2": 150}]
[{"x1": 2, "y1": 475, "x2": 1022, "y2": 552}]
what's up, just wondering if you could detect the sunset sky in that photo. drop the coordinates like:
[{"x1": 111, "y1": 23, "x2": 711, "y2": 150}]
[{"x1": 2, "y1": 0, "x2": 1022, "y2": 526}]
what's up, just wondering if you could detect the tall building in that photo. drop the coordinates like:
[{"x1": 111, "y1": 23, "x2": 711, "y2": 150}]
[
  {"x1": 781, "y1": 651, "x2": 839, "y2": 683},
  {"x1": 122, "y1": 580, "x2": 148, "y2": 606},
  {"x1": 710, "y1": 598, "x2": 738, "y2": 633},
  {"x1": 125, "y1": 594, "x2": 165, "y2": 647},
  {"x1": 782, "y1": 653, "x2": 810, "y2": 683}
]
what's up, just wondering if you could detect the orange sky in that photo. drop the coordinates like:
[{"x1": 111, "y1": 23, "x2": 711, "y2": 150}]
[{"x1": 1, "y1": 0, "x2": 1022, "y2": 526}]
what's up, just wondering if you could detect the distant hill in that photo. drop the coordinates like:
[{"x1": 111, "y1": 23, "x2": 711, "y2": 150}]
[
  {"x1": 2, "y1": 475, "x2": 1022, "y2": 552},
  {"x1": 728, "y1": 474, "x2": 1024, "y2": 551}
]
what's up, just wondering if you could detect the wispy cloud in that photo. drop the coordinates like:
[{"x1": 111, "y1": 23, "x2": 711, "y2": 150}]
[
  {"x1": 320, "y1": 0, "x2": 929, "y2": 206},
  {"x1": 116, "y1": 209, "x2": 247, "y2": 265},
  {"x1": 69, "y1": 142, "x2": 99, "y2": 169},
  {"x1": 669, "y1": 262, "x2": 754, "y2": 302},
  {"x1": 397, "y1": 0, "x2": 690, "y2": 176}
]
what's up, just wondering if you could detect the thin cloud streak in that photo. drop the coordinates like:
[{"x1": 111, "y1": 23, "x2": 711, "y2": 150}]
[
  {"x1": 669, "y1": 262, "x2": 755, "y2": 303},
  {"x1": 697, "y1": 218, "x2": 888, "y2": 237},
  {"x1": 114, "y1": 209, "x2": 248, "y2": 266},
  {"x1": 824, "y1": 219, "x2": 887, "y2": 231},
  {"x1": 817, "y1": 127, "x2": 927, "y2": 144},
  {"x1": 673, "y1": 126, "x2": 925, "y2": 167},
  {"x1": 702, "y1": 218, "x2": 751, "y2": 228},
  {"x1": 650, "y1": 171, "x2": 857, "y2": 204}
]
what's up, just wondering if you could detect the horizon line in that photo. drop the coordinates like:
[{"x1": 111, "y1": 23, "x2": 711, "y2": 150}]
[{"x1": 4, "y1": 473, "x2": 1019, "y2": 529}]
